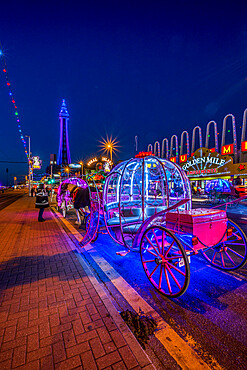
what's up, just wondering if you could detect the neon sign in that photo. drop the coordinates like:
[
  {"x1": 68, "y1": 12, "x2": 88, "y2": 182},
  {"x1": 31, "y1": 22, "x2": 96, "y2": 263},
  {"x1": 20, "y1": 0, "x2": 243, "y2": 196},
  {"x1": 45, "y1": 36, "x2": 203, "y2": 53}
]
[
  {"x1": 179, "y1": 154, "x2": 187, "y2": 163},
  {"x1": 69, "y1": 163, "x2": 81, "y2": 169},
  {"x1": 221, "y1": 144, "x2": 233, "y2": 155},
  {"x1": 182, "y1": 156, "x2": 226, "y2": 171},
  {"x1": 238, "y1": 164, "x2": 245, "y2": 171},
  {"x1": 32, "y1": 156, "x2": 42, "y2": 169},
  {"x1": 187, "y1": 168, "x2": 218, "y2": 176},
  {"x1": 241, "y1": 141, "x2": 247, "y2": 152},
  {"x1": 87, "y1": 156, "x2": 113, "y2": 167},
  {"x1": 102, "y1": 157, "x2": 113, "y2": 166},
  {"x1": 135, "y1": 151, "x2": 153, "y2": 158},
  {"x1": 87, "y1": 157, "x2": 97, "y2": 166}
]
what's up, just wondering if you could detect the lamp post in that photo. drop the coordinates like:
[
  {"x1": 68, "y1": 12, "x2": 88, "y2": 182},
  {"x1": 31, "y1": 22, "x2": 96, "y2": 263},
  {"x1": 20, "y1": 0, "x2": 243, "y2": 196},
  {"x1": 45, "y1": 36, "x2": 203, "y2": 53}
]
[
  {"x1": 25, "y1": 135, "x2": 31, "y2": 196},
  {"x1": 79, "y1": 162, "x2": 83, "y2": 178},
  {"x1": 99, "y1": 136, "x2": 119, "y2": 164},
  {"x1": 107, "y1": 144, "x2": 112, "y2": 161},
  {"x1": 65, "y1": 167, "x2": 69, "y2": 178}
]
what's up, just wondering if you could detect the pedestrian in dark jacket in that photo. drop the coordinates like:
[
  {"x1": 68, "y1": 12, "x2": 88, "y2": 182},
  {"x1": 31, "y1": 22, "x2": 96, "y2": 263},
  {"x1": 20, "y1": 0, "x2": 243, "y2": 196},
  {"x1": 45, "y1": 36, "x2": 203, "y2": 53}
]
[{"x1": 35, "y1": 183, "x2": 49, "y2": 222}]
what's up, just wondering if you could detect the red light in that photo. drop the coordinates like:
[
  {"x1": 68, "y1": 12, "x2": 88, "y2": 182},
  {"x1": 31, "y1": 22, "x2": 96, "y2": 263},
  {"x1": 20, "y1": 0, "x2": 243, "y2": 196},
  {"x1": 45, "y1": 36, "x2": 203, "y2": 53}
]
[
  {"x1": 12, "y1": 99, "x2": 15, "y2": 103},
  {"x1": 7, "y1": 82, "x2": 10, "y2": 86},
  {"x1": 192, "y1": 237, "x2": 198, "y2": 246},
  {"x1": 3, "y1": 69, "x2": 6, "y2": 72},
  {"x1": 227, "y1": 228, "x2": 232, "y2": 237},
  {"x1": 135, "y1": 151, "x2": 154, "y2": 158}
]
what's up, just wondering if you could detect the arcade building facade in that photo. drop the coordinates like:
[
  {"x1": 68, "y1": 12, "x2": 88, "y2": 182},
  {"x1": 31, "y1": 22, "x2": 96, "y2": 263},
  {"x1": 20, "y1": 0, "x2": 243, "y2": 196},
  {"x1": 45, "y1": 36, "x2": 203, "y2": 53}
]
[{"x1": 147, "y1": 108, "x2": 247, "y2": 190}]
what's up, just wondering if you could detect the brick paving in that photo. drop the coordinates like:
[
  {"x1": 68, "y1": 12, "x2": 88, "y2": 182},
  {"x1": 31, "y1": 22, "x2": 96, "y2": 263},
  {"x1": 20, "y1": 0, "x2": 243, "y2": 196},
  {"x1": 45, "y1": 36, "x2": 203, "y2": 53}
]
[{"x1": 0, "y1": 195, "x2": 154, "y2": 369}]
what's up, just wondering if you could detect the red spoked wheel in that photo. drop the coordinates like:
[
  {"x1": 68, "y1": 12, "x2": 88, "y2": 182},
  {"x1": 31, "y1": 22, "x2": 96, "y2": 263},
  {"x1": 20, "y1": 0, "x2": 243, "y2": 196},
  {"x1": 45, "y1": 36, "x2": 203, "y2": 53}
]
[
  {"x1": 140, "y1": 226, "x2": 190, "y2": 298},
  {"x1": 200, "y1": 219, "x2": 247, "y2": 270}
]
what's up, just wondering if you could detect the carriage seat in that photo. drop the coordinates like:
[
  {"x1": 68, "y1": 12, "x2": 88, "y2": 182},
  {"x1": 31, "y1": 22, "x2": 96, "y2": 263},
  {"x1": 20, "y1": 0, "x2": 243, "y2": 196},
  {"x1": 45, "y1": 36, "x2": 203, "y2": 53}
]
[{"x1": 146, "y1": 206, "x2": 165, "y2": 216}]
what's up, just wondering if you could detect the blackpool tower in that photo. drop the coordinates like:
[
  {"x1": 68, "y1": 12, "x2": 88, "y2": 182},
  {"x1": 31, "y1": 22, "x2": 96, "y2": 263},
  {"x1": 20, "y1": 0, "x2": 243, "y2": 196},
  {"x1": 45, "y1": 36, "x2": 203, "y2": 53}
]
[{"x1": 58, "y1": 99, "x2": 71, "y2": 166}]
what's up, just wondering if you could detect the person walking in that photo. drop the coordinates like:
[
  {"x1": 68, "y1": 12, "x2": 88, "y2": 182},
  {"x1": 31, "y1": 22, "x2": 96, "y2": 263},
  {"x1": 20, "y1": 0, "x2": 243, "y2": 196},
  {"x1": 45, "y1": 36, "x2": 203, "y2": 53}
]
[{"x1": 35, "y1": 183, "x2": 49, "y2": 222}]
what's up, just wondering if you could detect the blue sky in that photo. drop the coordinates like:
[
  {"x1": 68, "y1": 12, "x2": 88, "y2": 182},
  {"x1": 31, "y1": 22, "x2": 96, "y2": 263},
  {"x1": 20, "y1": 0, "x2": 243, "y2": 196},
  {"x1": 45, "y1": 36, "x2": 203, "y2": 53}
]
[{"x1": 0, "y1": 1, "x2": 247, "y2": 184}]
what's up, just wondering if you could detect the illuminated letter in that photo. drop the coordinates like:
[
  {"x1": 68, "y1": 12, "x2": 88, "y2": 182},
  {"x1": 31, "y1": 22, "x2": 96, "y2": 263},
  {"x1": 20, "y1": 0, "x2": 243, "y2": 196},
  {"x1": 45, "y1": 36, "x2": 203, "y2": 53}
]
[
  {"x1": 221, "y1": 144, "x2": 233, "y2": 155},
  {"x1": 180, "y1": 154, "x2": 187, "y2": 163},
  {"x1": 241, "y1": 141, "x2": 247, "y2": 152}
]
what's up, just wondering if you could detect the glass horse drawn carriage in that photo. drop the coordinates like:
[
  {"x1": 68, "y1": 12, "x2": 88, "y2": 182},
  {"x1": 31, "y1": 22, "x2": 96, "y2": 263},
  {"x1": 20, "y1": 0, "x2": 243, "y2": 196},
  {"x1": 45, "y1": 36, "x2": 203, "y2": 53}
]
[
  {"x1": 57, "y1": 177, "x2": 87, "y2": 218},
  {"x1": 79, "y1": 156, "x2": 247, "y2": 298}
]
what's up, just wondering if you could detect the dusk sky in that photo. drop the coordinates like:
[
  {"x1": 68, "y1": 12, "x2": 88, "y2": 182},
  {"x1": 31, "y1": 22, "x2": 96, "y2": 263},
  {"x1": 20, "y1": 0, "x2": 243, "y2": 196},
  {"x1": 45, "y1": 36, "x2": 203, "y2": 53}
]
[{"x1": 1, "y1": 1, "x2": 247, "y2": 184}]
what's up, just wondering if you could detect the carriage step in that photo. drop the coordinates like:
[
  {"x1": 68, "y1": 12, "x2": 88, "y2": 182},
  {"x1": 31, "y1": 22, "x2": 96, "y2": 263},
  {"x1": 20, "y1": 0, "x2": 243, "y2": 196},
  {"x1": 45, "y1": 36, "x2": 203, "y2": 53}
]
[{"x1": 116, "y1": 250, "x2": 130, "y2": 257}]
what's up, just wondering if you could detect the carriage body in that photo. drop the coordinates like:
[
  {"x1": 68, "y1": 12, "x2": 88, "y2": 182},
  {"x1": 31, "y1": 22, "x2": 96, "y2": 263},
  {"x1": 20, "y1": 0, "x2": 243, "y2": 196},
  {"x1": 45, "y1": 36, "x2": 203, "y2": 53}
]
[
  {"x1": 103, "y1": 156, "x2": 192, "y2": 250},
  {"x1": 166, "y1": 208, "x2": 227, "y2": 251}
]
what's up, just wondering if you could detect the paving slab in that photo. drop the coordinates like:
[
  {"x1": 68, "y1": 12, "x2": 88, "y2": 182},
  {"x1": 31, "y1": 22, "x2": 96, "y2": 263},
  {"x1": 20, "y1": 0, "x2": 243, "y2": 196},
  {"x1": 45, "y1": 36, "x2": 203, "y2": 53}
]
[{"x1": 0, "y1": 195, "x2": 155, "y2": 369}]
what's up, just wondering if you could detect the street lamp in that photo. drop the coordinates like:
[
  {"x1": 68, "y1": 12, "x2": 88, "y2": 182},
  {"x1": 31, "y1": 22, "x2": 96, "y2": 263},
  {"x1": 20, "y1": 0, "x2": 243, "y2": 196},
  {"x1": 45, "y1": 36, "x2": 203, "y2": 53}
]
[
  {"x1": 107, "y1": 144, "x2": 112, "y2": 161},
  {"x1": 25, "y1": 135, "x2": 32, "y2": 196},
  {"x1": 99, "y1": 136, "x2": 119, "y2": 163},
  {"x1": 79, "y1": 162, "x2": 83, "y2": 178},
  {"x1": 65, "y1": 167, "x2": 70, "y2": 178}
]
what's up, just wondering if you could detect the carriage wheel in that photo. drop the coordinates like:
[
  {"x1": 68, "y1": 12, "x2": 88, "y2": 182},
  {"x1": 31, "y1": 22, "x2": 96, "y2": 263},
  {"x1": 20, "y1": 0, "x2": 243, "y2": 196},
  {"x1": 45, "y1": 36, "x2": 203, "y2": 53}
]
[
  {"x1": 200, "y1": 219, "x2": 247, "y2": 270},
  {"x1": 61, "y1": 201, "x2": 67, "y2": 218},
  {"x1": 140, "y1": 226, "x2": 190, "y2": 298}
]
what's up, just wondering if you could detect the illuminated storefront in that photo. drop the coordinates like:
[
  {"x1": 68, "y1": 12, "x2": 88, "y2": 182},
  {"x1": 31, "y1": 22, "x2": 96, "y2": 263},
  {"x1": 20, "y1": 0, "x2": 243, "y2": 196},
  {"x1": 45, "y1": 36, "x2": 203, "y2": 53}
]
[{"x1": 179, "y1": 147, "x2": 247, "y2": 189}]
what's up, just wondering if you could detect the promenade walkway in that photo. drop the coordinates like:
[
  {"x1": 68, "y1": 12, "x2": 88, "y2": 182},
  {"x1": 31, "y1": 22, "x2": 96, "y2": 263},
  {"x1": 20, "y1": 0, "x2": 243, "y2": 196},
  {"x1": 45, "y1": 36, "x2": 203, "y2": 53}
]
[{"x1": 0, "y1": 195, "x2": 154, "y2": 369}]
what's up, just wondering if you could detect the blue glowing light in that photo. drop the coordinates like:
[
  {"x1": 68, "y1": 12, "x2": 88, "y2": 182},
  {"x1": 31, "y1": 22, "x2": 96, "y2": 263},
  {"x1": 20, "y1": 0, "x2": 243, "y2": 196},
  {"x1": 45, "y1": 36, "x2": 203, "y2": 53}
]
[{"x1": 205, "y1": 179, "x2": 231, "y2": 193}]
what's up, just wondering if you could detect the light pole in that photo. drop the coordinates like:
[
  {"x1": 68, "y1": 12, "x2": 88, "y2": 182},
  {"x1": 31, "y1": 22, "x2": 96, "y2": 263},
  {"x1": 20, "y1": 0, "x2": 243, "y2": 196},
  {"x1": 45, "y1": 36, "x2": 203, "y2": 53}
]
[
  {"x1": 99, "y1": 136, "x2": 118, "y2": 163},
  {"x1": 107, "y1": 144, "x2": 112, "y2": 161},
  {"x1": 65, "y1": 167, "x2": 69, "y2": 178},
  {"x1": 79, "y1": 162, "x2": 83, "y2": 178},
  {"x1": 25, "y1": 135, "x2": 31, "y2": 196}
]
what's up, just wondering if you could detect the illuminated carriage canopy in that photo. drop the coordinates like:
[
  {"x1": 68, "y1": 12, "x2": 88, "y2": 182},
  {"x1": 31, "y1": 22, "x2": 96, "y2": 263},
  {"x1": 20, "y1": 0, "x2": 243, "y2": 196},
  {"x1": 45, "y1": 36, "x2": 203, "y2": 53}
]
[{"x1": 103, "y1": 156, "x2": 191, "y2": 249}]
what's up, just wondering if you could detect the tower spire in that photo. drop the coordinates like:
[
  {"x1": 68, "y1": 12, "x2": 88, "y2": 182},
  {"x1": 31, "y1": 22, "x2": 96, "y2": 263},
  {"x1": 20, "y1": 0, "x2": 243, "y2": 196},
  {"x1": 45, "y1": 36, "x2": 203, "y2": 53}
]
[{"x1": 58, "y1": 99, "x2": 71, "y2": 165}]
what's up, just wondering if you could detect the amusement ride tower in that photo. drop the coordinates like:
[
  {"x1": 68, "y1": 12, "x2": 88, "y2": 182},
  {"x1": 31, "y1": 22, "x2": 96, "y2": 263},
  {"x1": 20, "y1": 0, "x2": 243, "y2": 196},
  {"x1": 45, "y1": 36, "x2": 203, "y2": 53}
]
[{"x1": 58, "y1": 99, "x2": 71, "y2": 166}]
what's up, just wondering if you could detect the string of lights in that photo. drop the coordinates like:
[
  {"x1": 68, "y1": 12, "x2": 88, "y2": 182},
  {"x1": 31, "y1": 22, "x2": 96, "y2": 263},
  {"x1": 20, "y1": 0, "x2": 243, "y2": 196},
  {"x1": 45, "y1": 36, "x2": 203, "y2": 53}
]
[{"x1": 0, "y1": 42, "x2": 28, "y2": 159}]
